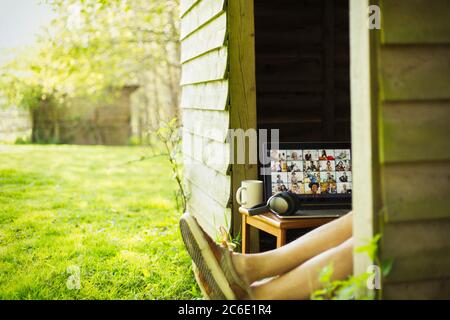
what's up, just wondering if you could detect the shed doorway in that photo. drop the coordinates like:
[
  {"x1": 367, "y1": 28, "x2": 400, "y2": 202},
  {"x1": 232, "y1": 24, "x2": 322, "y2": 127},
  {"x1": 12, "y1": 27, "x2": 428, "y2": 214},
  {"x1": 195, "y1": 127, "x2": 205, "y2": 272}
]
[
  {"x1": 254, "y1": 0, "x2": 350, "y2": 143},
  {"x1": 253, "y1": 0, "x2": 351, "y2": 249}
]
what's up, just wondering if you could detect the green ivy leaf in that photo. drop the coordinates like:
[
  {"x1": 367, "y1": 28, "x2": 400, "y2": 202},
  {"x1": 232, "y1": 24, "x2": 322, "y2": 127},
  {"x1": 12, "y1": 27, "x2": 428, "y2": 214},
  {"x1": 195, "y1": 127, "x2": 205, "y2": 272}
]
[{"x1": 318, "y1": 263, "x2": 334, "y2": 284}]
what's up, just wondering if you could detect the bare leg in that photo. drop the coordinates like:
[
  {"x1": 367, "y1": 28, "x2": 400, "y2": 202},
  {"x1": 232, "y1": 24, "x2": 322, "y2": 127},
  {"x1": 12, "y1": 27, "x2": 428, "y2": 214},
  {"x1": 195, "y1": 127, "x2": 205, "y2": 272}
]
[
  {"x1": 233, "y1": 212, "x2": 353, "y2": 283},
  {"x1": 249, "y1": 238, "x2": 353, "y2": 300}
]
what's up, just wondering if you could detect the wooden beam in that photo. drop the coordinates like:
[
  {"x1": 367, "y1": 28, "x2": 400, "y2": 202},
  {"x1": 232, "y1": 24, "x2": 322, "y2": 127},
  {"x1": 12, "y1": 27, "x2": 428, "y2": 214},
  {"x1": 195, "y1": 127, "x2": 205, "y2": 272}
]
[
  {"x1": 350, "y1": 0, "x2": 382, "y2": 284},
  {"x1": 228, "y1": 0, "x2": 259, "y2": 251}
]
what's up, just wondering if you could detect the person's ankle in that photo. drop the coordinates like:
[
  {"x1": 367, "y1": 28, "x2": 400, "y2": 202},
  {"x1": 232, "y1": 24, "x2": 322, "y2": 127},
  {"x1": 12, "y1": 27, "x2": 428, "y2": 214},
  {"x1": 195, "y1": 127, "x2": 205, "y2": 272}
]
[{"x1": 231, "y1": 253, "x2": 255, "y2": 285}]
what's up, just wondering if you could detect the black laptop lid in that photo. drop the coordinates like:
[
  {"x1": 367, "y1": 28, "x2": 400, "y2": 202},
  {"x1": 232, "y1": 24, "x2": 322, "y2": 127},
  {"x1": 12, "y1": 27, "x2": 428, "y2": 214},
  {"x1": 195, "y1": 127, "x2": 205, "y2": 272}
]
[{"x1": 261, "y1": 142, "x2": 352, "y2": 209}]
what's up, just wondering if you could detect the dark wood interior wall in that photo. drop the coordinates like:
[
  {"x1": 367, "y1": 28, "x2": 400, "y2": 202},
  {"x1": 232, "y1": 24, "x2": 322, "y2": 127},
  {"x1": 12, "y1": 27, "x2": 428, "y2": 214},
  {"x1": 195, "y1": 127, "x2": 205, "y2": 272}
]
[{"x1": 254, "y1": 0, "x2": 350, "y2": 143}]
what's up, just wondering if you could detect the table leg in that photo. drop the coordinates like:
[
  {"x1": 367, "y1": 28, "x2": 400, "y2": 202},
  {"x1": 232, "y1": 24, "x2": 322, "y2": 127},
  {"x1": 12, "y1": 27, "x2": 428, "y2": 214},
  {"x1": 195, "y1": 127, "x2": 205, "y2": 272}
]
[
  {"x1": 242, "y1": 214, "x2": 250, "y2": 254},
  {"x1": 276, "y1": 229, "x2": 287, "y2": 248}
]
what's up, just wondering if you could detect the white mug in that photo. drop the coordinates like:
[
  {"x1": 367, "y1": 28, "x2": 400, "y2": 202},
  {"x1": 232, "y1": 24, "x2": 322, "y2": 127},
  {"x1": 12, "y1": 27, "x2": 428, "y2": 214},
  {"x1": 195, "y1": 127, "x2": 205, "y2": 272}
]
[{"x1": 236, "y1": 180, "x2": 263, "y2": 208}]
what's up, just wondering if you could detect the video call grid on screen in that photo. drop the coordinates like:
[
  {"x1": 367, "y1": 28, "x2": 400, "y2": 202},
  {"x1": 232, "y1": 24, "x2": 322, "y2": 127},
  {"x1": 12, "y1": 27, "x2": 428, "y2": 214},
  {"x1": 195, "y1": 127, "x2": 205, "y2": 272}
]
[{"x1": 263, "y1": 143, "x2": 352, "y2": 199}]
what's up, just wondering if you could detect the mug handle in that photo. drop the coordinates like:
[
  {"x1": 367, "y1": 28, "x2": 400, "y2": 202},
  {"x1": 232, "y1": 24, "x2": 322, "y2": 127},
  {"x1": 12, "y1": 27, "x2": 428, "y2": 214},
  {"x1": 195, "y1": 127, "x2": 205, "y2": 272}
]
[{"x1": 236, "y1": 186, "x2": 247, "y2": 206}]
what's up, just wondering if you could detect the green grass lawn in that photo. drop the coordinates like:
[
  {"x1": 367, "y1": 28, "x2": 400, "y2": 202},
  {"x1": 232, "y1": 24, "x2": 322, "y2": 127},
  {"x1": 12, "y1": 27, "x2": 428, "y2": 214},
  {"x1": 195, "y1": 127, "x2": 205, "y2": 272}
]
[{"x1": 0, "y1": 144, "x2": 201, "y2": 299}]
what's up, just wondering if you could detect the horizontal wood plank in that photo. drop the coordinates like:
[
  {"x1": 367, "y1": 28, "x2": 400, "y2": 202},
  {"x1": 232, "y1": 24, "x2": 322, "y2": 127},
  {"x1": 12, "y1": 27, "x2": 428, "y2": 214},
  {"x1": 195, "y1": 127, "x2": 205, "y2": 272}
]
[
  {"x1": 182, "y1": 109, "x2": 229, "y2": 142},
  {"x1": 381, "y1": 219, "x2": 450, "y2": 283},
  {"x1": 180, "y1": 0, "x2": 200, "y2": 18},
  {"x1": 381, "y1": 102, "x2": 450, "y2": 162},
  {"x1": 180, "y1": 80, "x2": 228, "y2": 110},
  {"x1": 182, "y1": 130, "x2": 230, "y2": 175},
  {"x1": 380, "y1": 46, "x2": 450, "y2": 101},
  {"x1": 180, "y1": 47, "x2": 228, "y2": 85},
  {"x1": 382, "y1": 161, "x2": 450, "y2": 222},
  {"x1": 383, "y1": 251, "x2": 450, "y2": 284},
  {"x1": 183, "y1": 154, "x2": 230, "y2": 207},
  {"x1": 187, "y1": 203, "x2": 217, "y2": 239},
  {"x1": 383, "y1": 278, "x2": 450, "y2": 300},
  {"x1": 180, "y1": 0, "x2": 225, "y2": 40},
  {"x1": 186, "y1": 180, "x2": 232, "y2": 238},
  {"x1": 381, "y1": 0, "x2": 450, "y2": 44},
  {"x1": 181, "y1": 12, "x2": 227, "y2": 63}
]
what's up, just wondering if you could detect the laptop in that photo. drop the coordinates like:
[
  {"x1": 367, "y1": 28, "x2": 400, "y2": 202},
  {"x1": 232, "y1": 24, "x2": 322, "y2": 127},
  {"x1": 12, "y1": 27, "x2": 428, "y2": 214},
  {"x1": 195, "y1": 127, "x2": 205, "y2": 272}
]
[{"x1": 261, "y1": 142, "x2": 352, "y2": 219}]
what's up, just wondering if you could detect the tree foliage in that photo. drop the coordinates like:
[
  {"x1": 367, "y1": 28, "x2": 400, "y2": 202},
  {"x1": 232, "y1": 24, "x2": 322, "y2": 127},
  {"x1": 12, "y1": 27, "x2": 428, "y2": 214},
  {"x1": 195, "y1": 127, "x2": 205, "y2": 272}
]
[{"x1": 0, "y1": 0, "x2": 179, "y2": 109}]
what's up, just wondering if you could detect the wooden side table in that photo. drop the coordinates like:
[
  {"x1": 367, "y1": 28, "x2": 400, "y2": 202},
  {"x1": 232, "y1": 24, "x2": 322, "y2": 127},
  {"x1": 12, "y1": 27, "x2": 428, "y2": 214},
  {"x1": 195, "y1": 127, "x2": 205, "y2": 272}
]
[{"x1": 239, "y1": 207, "x2": 336, "y2": 254}]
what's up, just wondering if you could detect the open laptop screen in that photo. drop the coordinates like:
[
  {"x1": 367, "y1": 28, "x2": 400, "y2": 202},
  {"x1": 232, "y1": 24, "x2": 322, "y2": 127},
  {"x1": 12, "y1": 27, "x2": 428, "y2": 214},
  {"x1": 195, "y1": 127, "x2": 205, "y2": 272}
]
[{"x1": 262, "y1": 142, "x2": 352, "y2": 206}]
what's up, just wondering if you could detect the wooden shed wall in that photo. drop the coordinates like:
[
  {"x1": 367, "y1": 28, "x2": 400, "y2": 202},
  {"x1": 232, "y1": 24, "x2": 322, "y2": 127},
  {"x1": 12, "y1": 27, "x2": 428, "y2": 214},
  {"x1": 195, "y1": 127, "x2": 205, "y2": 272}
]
[
  {"x1": 376, "y1": 0, "x2": 450, "y2": 299},
  {"x1": 180, "y1": 0, "x2": 231, "y2": 237},
  {"x1": 180, "y1": 0, "x2": 258, "y2": 240}
]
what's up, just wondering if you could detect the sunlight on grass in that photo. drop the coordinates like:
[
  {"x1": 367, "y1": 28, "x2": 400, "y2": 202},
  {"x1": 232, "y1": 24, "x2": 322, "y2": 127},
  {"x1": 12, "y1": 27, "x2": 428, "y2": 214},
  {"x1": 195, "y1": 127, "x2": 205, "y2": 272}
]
[{"x1": 0, "y1": 145, "x2": 201, "y2": 300}]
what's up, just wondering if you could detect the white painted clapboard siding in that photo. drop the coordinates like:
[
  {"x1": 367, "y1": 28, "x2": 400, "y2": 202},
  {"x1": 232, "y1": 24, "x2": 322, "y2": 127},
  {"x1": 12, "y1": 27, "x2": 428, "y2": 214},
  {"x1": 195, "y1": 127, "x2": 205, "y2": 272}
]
[
  {"x1": 182, "y1": 109, "x2": 229, "y2": 142},
  {"x1": 180, "y1": 0, "x2": 231, "y2": 239},
  {"x1": 183, "y1": 154, "x2": 231, "y2": 208},
  {"x1": 180, "y1": 0, "x2": 226, "y2": 40},
  {"x1": 180, "y1": 47, "x2": 228, "y2": 85},
  {"x1": 182, "y1": 130, "x2": 230, "y2": 175},
  {"x1": 181, "y1": 80, "x2": 228, "y2": 110},
  {"x1": 181, "y1": 12, "x2": 227, "y2": 63},
  {"x1": 186, "y1": 181, "x2": 232, "y2": 236},
  {"x1": 180, "y1": 0, "x2": 200, "y2": 18}
]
